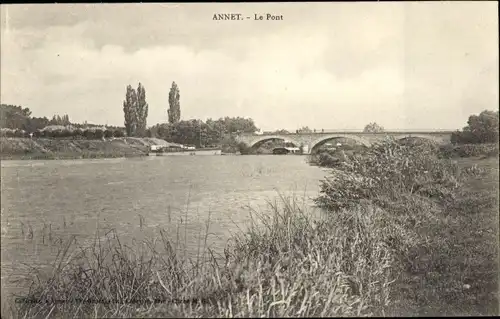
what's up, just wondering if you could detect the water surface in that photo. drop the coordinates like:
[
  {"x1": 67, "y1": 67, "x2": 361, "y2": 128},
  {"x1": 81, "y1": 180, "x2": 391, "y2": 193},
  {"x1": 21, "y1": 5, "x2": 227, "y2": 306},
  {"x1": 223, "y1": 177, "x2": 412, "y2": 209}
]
[{"x1": 1, "y1": 155, "x2": 327, "y2": 298}]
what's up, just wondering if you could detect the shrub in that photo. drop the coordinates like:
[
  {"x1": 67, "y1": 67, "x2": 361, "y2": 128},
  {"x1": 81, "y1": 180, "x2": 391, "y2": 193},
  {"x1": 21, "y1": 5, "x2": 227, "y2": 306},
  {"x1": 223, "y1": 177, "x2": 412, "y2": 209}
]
[
  {"x1": 83, "y1": 129, "x2": 94, "y2": 139},
  {"x1": 72, "y1": 129, "x2": 84, "y2": 138},
  {"x1": 94, "y1": 129, "x2": 104, "y2": 139},
  {"x1": 451, "y1": 110, "x2": 499, "y2": 144},
  {"x1": 60, "y1": 129, "x2": 72, "y2": 138},
  {"x1": 44, "y1": 130, "x2": 57, "y2": 138},
  {"x1": 315, "y1": 139, "x2": 462, "y2": 213},
  {"x1": 3, "y1": 129, "x2": 15, "y2": 137},
  {"x1": 439, "y1": 143, "x2": 499, "y2": 158},
  {"x1": 113, "y1": 129, "x2": 125, "y2": 138},
  {"x1": 104, "y1": 129, "x2": 114, "y2": 138},
  {"x1": 317, "y1": 151, "x2": 342, "y2": 168},
  {"x1": 237, "y1": 142, "x2": 255, "y2": 155},
  {"x1": 14, "y1": 129, "x2": 25, "y2": 138},
  {"x1": 451, "y1": 130, "x2": 477, "y2": 144}
]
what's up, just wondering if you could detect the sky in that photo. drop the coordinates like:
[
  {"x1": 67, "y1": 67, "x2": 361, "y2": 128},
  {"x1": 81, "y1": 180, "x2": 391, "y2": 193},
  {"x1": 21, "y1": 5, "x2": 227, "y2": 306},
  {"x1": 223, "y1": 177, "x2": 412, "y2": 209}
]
[{"x1": 1, "y1": 2, "x2": 498, "y2": 132}]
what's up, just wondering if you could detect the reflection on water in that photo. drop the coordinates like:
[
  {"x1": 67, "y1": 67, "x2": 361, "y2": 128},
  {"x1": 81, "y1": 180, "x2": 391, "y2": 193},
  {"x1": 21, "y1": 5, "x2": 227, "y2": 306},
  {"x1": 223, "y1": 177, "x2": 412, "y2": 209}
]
[{"x1": 1, "y1": 155, "x2": 326, "y2": 298}]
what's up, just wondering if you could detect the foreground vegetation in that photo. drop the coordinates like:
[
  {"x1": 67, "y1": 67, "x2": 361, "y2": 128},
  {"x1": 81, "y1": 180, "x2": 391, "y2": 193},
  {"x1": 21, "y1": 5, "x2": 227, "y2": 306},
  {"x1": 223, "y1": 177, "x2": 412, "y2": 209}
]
[
  {"x1": 313, "y1": 139, "x2": 498, "y2": 316},
  {"x1": 3, "y1": 138, "x2": 497, "y2": 318}
]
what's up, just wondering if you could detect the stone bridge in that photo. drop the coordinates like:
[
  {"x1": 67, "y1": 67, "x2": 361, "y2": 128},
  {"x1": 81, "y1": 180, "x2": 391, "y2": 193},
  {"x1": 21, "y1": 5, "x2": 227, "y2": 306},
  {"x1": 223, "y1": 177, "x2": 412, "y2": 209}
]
[{"x1": 235, "y1": 131, "x2": 453, "y2": 154}]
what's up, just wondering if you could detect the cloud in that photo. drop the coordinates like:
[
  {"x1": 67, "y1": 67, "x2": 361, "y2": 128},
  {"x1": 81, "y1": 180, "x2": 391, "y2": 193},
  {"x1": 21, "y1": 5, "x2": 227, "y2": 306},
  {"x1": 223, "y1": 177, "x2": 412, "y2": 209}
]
[{"x1": 1, "y1": 3, "x2": 498, "y2": 131}]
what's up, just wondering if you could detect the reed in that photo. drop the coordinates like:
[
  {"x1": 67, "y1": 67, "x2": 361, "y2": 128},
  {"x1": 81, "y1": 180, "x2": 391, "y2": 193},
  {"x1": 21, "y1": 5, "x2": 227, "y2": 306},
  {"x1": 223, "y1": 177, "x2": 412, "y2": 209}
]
[{"x1": 8, "y1": 190, "x2": 397, "y2": 318}]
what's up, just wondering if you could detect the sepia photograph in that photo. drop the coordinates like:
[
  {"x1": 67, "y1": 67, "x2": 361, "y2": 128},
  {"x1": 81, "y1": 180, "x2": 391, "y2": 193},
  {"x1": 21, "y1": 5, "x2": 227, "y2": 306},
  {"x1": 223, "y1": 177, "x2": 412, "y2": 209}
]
[{"x1": 1, "y1": 2, "x2": 498, "y2": 318}]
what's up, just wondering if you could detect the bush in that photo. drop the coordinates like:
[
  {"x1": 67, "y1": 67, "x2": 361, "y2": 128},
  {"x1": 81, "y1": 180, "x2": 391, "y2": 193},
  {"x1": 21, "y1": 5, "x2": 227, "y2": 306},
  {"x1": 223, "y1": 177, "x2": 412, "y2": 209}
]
[
  {"x1": 237, "y1": 142, "x2": 255, "y2": 155},
  {"x1": 452, "y1": 110, "x2": 499, "y2": 144},
  {"x1": 317, "y1": 151, "x2": 342, "y2": 168},
  {"x1": 315, "y1": 140, "x2": 462, "y2": 213},
  {"x1": 1, "y1": 129, "x2": 18, "y2": 137},
  {"x1": 14, "y1": 129, "x2": 26, "y2": 138},
  {"x1": 60, "y1": 129, "x2": 72, "y2": 138},
  {"x1": 44, "y1": 130, "x2": 58, "y2": 138},
  {"x1": 439, "y1": 143, "x2": 499, "y2": 158},
  {"x1": 94, "y1": 129, "x2": 104, "y2": 139},
  {"x1": 451, "y1": 130, "x2": 477, "y2": 144},
  {"x1": 72, "y1": 129, "x2": 84, "y2": 138},
  {"x1": 113, "y1": 129, "x2": 125, "y2": 138},
  {"x1": 83, "y1": 129, "x2": 94, "y2": 139},
  {"x1": 104, "y1": 129, "x2": 114, "y2": 138}
]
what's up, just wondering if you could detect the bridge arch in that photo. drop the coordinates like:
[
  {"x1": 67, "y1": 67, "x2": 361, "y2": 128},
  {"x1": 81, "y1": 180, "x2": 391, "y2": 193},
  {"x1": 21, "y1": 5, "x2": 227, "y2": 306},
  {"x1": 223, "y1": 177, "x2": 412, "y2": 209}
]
[
  {"x1": 248, "y1": 136, "x2": 299, "y2": 149},
  {"x1": 309, "y1": 135, "x2": 371, "y2": 154}
]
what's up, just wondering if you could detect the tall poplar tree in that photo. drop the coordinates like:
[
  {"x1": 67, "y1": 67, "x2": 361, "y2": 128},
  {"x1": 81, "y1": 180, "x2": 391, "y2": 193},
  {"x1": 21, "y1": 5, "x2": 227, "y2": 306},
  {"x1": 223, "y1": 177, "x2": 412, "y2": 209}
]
[
  {"x1": 136, "y1": 83, "x2": 149, "y2": 137},
  {"x1": 168, "y1": 81, "x2": 181, "y2": 124},
  {"x1": 123, "y1": 85, "x2": 138, "y2": 137}
]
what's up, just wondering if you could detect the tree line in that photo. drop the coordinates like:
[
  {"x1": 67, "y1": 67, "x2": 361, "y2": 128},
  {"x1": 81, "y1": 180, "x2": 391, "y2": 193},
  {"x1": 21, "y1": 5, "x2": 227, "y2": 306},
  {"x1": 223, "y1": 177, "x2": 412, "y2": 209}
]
[
  {"x1": 0, "y1": 81, "x2": 258, "y2": 145},
  {"x1": 122, "y1": 81, "x2": 258, "y2": 146},
  {"x1": 5, "y1": 81, "x2": 496, "y2": 147},
  {"x1": 148, "y1": 117, "x2": 257, "y2": 147},
  {"x1": 0, "y1": 126, "x2": 126, "y2": 139},
  {"x1": 0, "y1": 104, "x2": 124, "y2": 137}
]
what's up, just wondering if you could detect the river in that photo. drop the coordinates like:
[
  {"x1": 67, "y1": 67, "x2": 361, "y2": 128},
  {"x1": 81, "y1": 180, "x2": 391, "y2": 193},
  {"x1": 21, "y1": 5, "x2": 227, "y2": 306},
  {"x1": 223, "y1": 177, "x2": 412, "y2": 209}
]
[{"x1": 1, "y1": 155, "x2": 327, "y2": 301}]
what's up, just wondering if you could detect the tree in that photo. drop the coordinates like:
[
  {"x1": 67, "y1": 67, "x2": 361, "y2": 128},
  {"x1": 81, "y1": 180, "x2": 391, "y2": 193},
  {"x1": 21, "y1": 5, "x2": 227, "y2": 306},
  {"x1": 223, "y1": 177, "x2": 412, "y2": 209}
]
[
  {"x1": 297, "y1": 126, "x2": 312, "y2": 134},
  {"x1": 114, "y1": 129, "x2": 125, "y2": 138},
  {"x1": 25, "y1": 117, "x2": 50, "y2": 132},
  {"x1": 269, "y1": 129, "x2": 290, "y2": 134},
  {"x1": 136, "y1": 83, "x2": 149, "y2": 137},
  {"x1": 48, "y1": 114, "x2": 70, "y2": 126},
  {"x1": 73, "y1": 129, "x2": 84, "y2": 138},
  {"x1": 62, "y1": 114, "x2": 71, "y2": 126},
  {"x1": 83, "y1": 129, "x2": 95, "y2": 139},
  {"x1": 94, "y1": 129, "x2": 104, "y2": 139},
  {"x1": 104, "y1": 129, "x2": 114, "y2": 138},
  {"x1": 363, "y1": 122, "x2": 385, "y2": 133},
  {"x1": 0, "y1": 104, "x2": 32, "y2": 130},
  {"x1": 168, "y1": 81, "x2": 181, "y2": 124},
  {"x1": 212, "y1": 117, "x2": 258, "y2": 134},
  {"x1": 452, "y1": 110, "x2": 499, "y2": 144},
  {"x1": 123, "y1": 85, "x2": 138, "y2": 137}
]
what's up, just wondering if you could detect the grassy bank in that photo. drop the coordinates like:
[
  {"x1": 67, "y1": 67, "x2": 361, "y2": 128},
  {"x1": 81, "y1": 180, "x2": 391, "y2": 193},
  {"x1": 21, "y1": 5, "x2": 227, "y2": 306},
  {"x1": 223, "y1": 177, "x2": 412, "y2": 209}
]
[
  {"x1": 313, "y1": 140, "x2": 499, "y2": 316},
  {"x1": 3, "y1": 141, "x2": 498, "y2": 318},
  {"x1": 0, "y1": 137, "x2": 175, "y2": 160},
  {"x1": 389, "y1": 156, "x2": 499, "y2": 316}
]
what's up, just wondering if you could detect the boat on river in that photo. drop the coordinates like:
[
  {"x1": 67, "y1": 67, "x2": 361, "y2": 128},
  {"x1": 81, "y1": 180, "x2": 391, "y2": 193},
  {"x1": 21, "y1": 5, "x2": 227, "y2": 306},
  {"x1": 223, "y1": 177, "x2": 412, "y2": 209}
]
[{"x1": 148, "y1": 145, "x2": 222, "y2": 156}]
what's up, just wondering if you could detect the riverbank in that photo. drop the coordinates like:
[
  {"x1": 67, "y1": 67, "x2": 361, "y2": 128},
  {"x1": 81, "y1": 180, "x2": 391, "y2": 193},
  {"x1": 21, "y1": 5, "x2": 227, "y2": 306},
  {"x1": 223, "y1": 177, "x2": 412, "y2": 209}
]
[
  {"x1": 389, "y1": 156, "x2": 499, "y2": 316},
  {"x1": 4, "y1": 141, "x2": 497, "y2": 318},
  {"x1": 0, "y1": 137, "x2": 176, "y2": 160}
]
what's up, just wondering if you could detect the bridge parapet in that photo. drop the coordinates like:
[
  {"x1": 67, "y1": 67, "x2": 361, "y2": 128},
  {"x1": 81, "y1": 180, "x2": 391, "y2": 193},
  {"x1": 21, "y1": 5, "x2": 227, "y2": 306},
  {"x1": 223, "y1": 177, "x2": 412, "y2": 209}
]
[{"x1": 235, "y1": 131, "x2": 453, "y2": 154}]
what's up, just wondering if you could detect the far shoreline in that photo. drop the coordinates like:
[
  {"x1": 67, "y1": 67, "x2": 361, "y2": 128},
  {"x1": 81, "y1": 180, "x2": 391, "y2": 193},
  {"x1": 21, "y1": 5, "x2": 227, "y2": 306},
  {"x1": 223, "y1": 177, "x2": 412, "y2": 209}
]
[
  {"x1": 0, "y1": 137, "x2": 309, "y2": 161},
  {"x1": 0, "y1": 153, "x2": 147, "y2": 161}
]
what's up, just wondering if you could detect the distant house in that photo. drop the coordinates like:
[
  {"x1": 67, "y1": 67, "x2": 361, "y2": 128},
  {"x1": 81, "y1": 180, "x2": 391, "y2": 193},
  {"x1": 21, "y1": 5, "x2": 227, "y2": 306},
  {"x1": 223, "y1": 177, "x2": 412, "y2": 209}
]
[{"x1": 42, "y1": 125, "x2": 75, "y2": 132}]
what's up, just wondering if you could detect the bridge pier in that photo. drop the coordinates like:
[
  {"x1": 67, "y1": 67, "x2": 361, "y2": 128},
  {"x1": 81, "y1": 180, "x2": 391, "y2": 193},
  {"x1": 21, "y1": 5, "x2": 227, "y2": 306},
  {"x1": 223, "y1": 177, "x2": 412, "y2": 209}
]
[{"x1": 302, "y1": 144, "x2": 310, "y2": 154}]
